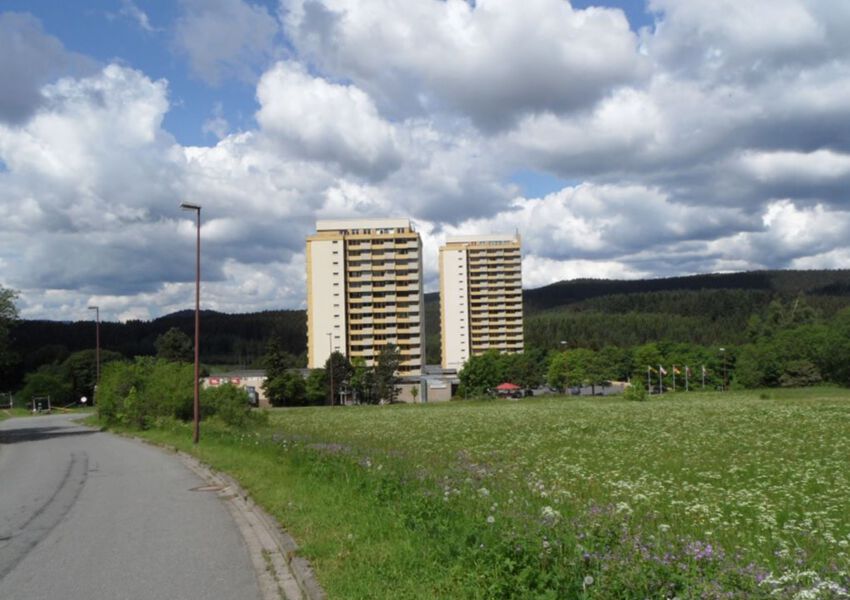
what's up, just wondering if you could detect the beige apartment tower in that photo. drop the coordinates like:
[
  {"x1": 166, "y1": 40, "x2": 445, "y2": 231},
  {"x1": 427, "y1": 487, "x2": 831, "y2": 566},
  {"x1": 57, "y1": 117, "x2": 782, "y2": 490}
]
[
  {"x1": 306, "y1": 219, "x2": 425, "y2": 375},
  {"x1": 439, "y1": 234, "x2": 523, "y2": 371}
]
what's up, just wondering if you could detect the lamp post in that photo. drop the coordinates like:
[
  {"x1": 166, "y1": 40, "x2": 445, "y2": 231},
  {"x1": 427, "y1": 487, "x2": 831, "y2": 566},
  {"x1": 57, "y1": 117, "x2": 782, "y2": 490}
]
[
  {"x1": 181, "y1": 202, "x2": 202, "y2": 444},
  {"x1": 327, "y1": 332, "x2": 334, "y2": 406},
  {"x1": 88, "y1": 306, "x2": 100, "y2": 405}
]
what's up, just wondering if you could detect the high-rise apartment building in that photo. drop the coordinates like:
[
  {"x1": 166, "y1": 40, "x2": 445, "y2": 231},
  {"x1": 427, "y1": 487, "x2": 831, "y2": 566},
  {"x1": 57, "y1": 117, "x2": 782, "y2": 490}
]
[
  {"x1": 306, "y1": 219, "x2": 425, "y2": 375},
  {"x1": 439, "y1": 233, "x2": 523, "y2": 371}
]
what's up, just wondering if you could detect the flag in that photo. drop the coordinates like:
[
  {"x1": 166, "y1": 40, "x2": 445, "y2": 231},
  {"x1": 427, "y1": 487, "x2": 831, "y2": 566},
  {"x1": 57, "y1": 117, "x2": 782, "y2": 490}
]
[
  {"x1": 659, "y1": 366, "x2": 667, "y2": 375},
  {"x1": 648, "y1": 366, "x2": 657, "y2": 373},
  {"x1": 701, "y1": 365, "x2": 707, "y2": 376},
  {"x1": 686, "y1": 366, "x2": 692, "y2": 377},
  {"x1": 674, "y1": 366, "x2": 681, "y2": 375}
]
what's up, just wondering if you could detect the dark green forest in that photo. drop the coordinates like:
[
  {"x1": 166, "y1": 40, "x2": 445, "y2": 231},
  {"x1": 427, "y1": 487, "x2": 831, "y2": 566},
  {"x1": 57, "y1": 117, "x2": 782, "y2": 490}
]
[
  {"x1": 5, "y1": 310, "x2": 306, "y2": 390},
  {"x1": 7, "y1": 269, "x2": 850, "y2": 392}
]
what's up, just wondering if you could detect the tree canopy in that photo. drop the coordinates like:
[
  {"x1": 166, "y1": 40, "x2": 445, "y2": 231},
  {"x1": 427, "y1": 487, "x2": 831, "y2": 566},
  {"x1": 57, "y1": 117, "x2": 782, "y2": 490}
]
[{"x1": 155, "y1": 327, "x2": 194, "y2": 362}]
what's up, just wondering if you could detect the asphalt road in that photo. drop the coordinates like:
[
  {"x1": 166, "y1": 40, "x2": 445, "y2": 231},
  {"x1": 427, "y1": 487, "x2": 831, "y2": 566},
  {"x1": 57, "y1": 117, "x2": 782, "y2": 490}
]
[{"x1": 0, "y1": 413, "x2": 263, "y2": 600}]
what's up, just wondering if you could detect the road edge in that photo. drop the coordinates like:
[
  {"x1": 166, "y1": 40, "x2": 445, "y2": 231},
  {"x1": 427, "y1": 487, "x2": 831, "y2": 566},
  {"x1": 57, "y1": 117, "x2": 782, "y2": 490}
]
[
  {"x1": 176, "y1": 450, "x2": 327, "y2": 600},
  {"x1": 112, "y1": 431, "x2": 327, "y2": 600}
]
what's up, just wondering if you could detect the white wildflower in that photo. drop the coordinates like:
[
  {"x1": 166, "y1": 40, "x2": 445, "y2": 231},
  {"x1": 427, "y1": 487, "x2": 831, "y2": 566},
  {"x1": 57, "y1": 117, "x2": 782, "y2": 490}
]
[{"x1": 540, "y1": 505, "x2": 562, "y2": 527}]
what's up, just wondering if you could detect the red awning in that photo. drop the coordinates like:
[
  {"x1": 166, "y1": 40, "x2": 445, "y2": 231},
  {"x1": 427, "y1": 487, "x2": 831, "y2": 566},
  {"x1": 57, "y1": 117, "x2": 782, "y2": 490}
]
[{"x1": 495, "y1": 382, "x2": 521, "y2": 391}]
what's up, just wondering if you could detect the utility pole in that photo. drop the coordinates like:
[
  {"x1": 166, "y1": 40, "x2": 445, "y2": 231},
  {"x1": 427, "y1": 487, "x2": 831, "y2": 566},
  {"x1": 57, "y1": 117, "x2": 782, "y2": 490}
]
[
  {"x1": 88, "y1": 306, "x2": 100, "y2": 404},
  {"x1": 180, "y1": 202, "x2": 202, "y2": 444}
]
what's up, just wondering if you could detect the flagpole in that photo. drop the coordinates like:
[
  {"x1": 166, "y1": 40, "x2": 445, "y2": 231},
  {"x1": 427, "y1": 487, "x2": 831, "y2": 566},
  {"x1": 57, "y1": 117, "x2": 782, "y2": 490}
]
[
  {"x1": 672, "y1": 365, "x2": 676, "y2": 392},
  {"x1": 647, "y1": 366, "x2": 651, "y2": 395},
  {"x1": 685, "y1": 366, "x2": 689, "y2": 392},
  {"x1": 702, "y1": 365, "x2": 705, "y2": 389},
  {"x1": 659, "y1": 365, "x2": 663, "y2": 395}
]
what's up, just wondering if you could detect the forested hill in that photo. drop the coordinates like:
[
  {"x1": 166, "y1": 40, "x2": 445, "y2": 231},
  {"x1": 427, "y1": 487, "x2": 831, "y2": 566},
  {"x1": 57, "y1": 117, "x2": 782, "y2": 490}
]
[
  {"x1": 519, "y1": 270, "x2": 850, "y2": 350},
  {"x1": 8, "y1": 309, "x2": 306, "y2": 386},
  {"x1": 10, "y1": 269, "x2": 850, "y2": 387},
  {"x1": 520, "y1": 270, "x2": 850, "y2": 312}
]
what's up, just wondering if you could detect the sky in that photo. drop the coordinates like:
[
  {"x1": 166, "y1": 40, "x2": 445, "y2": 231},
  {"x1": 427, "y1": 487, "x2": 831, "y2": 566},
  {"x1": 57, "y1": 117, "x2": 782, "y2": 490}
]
[{"x1": 1, "y1": 0, "x2": 850, "y2": 322}]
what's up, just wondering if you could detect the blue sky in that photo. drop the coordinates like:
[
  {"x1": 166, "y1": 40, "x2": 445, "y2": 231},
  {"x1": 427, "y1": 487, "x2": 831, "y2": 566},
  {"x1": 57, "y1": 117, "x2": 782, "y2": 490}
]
[
  {"x1": 2, "y1": 0, "x2": 263, "y2": 146},
  {"x1": 2, "y1": 0, "x2": 850, "y2": 321}
]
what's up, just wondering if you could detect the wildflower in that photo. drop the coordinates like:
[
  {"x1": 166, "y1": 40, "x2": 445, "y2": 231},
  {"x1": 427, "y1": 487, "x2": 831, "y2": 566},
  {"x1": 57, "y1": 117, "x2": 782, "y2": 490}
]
[
  {"x1": 583, "y1": 575, "x2": 594, "y2": 589},
  {"x1": 486, "y1": 515, "x2": 495, "y2": 524},
  {"x1": 540, "y1": 505, "x2": 562, "y2": 527},
  {"x1": 615, "y1": 502, "x2": 632, "y2": 515}
]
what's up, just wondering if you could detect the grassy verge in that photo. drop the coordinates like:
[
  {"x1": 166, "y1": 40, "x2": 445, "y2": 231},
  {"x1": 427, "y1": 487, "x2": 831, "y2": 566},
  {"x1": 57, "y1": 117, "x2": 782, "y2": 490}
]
[
  {"x1": 99, "y1": 389, "x2": 850, "y2": 598},
  {"x1": 0, "y1": 407, "x2": 33, "y2": 420}
]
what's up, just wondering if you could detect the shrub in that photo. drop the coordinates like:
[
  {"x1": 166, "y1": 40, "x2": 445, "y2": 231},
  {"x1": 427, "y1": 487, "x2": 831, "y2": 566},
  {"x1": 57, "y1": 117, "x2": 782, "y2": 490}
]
[
  {"x1": 97, "y1": 357, "x2": 193, "y2": 426},
  {"x1": 202, "y1": 383, "x2": 258, "y2": 428},
  {"x1": 623, "y1": 383, "x2": 648, "y2": 402},
  {"x1": 779, "y1": 360, "x2": 822, "y2": 388}
]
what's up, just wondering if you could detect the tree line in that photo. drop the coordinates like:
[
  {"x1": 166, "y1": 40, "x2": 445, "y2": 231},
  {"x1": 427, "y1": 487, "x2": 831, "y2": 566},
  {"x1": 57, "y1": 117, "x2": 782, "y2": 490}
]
[
  {"x1": 261, "y1": 339, "x2": 406, "y2": 406},
  {"x1": 6, "y1": 269, "x2": 850, "y2": 406},
  {"x1": 460, "y1": 298, "x2": 850, "y2": 394}
]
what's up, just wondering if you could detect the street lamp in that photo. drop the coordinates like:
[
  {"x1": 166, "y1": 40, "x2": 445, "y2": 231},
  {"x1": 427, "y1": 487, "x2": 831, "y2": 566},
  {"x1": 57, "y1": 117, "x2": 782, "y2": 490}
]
[
  {"x1": 88, "y1": 305, "x2": 100, "y2": 405},
  {"x1": 326, "y1": 332, "x2": 334, "y2": 406},
  {"x1": 181, "y1": 202, "x2": 202, "y2": 444}
]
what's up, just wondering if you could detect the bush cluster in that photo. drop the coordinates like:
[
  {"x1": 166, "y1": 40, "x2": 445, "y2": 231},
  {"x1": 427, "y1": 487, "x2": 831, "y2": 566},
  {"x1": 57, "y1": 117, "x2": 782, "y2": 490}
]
[{"x1": 98, "y1": 357, "x2": 260, "y2": 429}]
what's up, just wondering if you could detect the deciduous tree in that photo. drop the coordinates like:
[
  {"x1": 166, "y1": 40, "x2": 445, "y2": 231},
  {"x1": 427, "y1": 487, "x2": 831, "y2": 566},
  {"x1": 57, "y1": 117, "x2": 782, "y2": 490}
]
[{"x1": 154, "y1": 327, "x2": 193, "y2": 362}]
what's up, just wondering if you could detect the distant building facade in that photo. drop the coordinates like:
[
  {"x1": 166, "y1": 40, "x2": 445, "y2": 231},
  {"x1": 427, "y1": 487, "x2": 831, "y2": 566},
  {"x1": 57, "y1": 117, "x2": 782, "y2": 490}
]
[
  {"x1": 202, "y1": 370, "x2": 269, "y2": 407},
  {"x1": 439, "y1": 233, "x2": 523, "y2": 371},
  {"x1": 306, "y1": 219, "x2": 425, "y2": 376}
]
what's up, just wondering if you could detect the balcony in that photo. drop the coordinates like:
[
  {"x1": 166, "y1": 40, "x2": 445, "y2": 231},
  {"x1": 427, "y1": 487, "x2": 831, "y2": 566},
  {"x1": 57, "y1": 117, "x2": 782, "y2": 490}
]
[{"x1": 349, "y1": 349, "x2": 375, "y2": 358}]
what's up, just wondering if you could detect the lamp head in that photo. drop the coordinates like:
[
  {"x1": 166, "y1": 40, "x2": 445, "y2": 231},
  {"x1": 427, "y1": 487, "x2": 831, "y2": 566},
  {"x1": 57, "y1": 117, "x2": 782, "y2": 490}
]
[{"x1": 180, "y1": 202, "x2": 201, "y2": 211}]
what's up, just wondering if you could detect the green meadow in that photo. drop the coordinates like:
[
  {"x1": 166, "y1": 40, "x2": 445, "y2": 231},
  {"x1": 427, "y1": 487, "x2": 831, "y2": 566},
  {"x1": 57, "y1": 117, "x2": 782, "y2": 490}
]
[{"x1": 120, "y1": 389, "x2": 850, "y2": 598}]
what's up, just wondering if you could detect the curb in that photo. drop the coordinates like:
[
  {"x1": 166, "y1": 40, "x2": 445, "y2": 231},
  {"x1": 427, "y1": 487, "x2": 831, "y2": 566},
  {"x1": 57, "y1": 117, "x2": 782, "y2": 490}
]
[{"x1": 177, "y1": 452, "x2": 327, "y2": 600}]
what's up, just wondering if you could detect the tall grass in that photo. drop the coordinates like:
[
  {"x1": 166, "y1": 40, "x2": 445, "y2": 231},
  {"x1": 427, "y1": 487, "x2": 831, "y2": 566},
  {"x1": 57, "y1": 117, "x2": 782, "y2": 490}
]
[{"x1": 117, "y1": 389, "x2": 850, "y2": 598}]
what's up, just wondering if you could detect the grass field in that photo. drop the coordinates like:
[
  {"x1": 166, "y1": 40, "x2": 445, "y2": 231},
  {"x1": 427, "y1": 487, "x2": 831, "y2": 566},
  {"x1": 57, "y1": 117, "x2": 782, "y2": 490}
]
[
  {"x1": 0, "y1": 407, "x2": 31, "y2": 420},
  {"x1": 120, "y1": 389, "x2": 850, "y2": 598}
]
